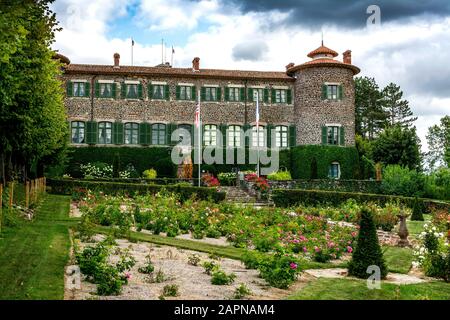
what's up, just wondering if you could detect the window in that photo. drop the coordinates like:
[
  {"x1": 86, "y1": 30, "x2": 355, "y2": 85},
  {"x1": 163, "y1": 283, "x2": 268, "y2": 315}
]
[
  {"x1": 204, "y1": 87, "x2": 218, "y2": 101},
  {"x1": 71, "y1": 121, "x2": 85, "y2": 143},
  {"x1": 98, "y1": 122, "x2": 112, "y2": 144},
  {"x1": 124, "y1": 122, "x2": 139, "y2": 144},
  {"x1": 328, "y1": 162, "x2": 340, "y2": 179},
  {"x1": 327, "y1": 85, "x2": 338, "y2": 100},
  {"x1": 274, "y1": 89, "x2": 286, "y2": 103},
  {"x1": 178, "y1": 86, "x2": 192, "y2": 100},
  {"x1": 228, "y1": 87, "x2": 240, "y2": 102},
  {"x1": 152, "y1": 123, "x2": 166, "y2": 145},
  {"x1": 152, "y1": 85, "x2": 165, "y2": 100},
  {"x1": 126, "y1": 84, "x2": 139, "y2": 99},
  {"x1": 275, "y1": 126, "x2": 288, "y2": 148},
  {"x1": 327, "y1": 126, "x2": 340, "y2": 145},
  {"x1": 228, "y1": 125, "x2": 241, "y2": 147},
  {"x1": 253, "y1": 88, "x2": 264, "y2": 102},
  {"x1": 73, "y1": 82, "x2": 86, "y2": 97},
  {"x1": 99, "y1": 83, "x2": 112, "y2": 98},
  {"x1": 204, "y1": 124, "x2": 218, "y2": 146},
  {"x1": 252, "y1": 126, "x2": 265, "y2": 147}
]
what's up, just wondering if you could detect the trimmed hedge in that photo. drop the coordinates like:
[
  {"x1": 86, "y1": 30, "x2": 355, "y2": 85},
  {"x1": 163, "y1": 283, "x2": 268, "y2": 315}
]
[
  {"x1": 290, "y1": 145, "x2": 360, "y2": 179},
  {"x1": 47, "y1": 178, "x2": 226, "y2": 202},
  {"x1": 73, "y1": 177, "x2": 195, "y2": 185},
  {"x1": 272, "y1": 188, "x2": 450, "y2": 212}
]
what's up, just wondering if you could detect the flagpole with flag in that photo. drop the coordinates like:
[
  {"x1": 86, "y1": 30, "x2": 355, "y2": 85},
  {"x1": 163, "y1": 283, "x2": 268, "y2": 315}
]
[
  {"x1": 195, "y1": 89, "x2": 202, "y2": 186},
  {"x1": 171, "y1": 46, "x2": 175, "y2": 67},
  {"x1": 256, "y1": 91, "x2": 260, "y2": 177},
  {"x1": 131, "y1": 38, "x2": 134, "y2": 66}
]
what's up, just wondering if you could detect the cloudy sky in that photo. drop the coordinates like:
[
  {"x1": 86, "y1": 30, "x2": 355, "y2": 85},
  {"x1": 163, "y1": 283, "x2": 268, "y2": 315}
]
[{"x1": 51, "y1": 0, "x2": 450, "y2": 151}]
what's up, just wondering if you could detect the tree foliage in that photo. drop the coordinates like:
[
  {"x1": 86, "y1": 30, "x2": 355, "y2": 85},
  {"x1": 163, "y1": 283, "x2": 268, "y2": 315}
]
[
  {"x1": 426, "y1": 115, "x2": 450, "y2": 170},
  {"x1": 0, "y1": 0, "x2": 67, "y2": 183},
  {"x1": 381, "y1": 83, "x2": 417, "y2": 128}
]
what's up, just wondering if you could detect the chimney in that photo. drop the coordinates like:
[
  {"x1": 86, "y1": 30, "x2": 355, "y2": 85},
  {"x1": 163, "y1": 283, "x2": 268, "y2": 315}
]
[
  {"x1": 192, "y1": 57, "x2": 200, "y2": 72},
  {"x1": 113, "y1": 53, "x2": 120, "y2": 68},
  {"x1": 343, "y1": 50, "x2": 352, "y2": 64},
  {"x1": 285, "y1": 62, "x2": 295, "y2": 71}
]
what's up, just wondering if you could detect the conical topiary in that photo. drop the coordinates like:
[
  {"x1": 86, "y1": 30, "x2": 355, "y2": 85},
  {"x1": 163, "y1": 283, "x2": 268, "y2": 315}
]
[
  {"x1": 112, "y1": 153, "x2": 121, "y2": 178},
  {"x1": 348, "y1": 207, "x2": 388, "y2": 279},
  {"x1": 411, "y1": 197, "x2": 424, "y2": 221}
]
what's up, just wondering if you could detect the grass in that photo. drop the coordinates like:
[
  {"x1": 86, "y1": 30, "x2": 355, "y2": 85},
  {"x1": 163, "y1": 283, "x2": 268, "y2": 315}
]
[
  {"x1": 287, "y1": 278, "x2": 450, "y2": 300},
  {"x1": 407, "y1": 214, "x2": 431, "y2": 235},
  {"x1": 383, "y1": 246, "x2": 414, "y2": 274},
  {"x1": 0, "y1": 195, "x2": 72, "y2": 300}
]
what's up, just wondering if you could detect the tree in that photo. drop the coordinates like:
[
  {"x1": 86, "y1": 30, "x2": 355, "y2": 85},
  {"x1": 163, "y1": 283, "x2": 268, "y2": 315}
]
[
  {"x1": 381, "y1": 83, "x2": 417, "y2": 128},
  {"x1": 411, "y1": 197, "x2": 424, "y2": 221},
  {"x1": 355, "y1": 77, "x2": 387, "y2": 140},
  {"x1": 426, "y1": 115, "x2": 450, "y2": 170},
  {"x1": 348, "y1": 207, "x2": 388, "y2": 279},
  {"x1": 371, "y1": 125, "x2": 422, "y2": 170},
  {"x1": 0, "y1": 0, "x2": 67, "y2": 183}
]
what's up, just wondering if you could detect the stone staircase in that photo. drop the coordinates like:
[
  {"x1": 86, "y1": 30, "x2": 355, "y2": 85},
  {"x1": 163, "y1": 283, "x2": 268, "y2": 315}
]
[{"x1": 218, "y1": 186, "x2": 273, "y2": 208}]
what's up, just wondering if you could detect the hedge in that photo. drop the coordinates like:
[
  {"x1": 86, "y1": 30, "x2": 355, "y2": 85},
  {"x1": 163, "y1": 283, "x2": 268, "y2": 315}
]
[
  {"x1": 290, "y1": 145, "x2": 360, "y2": 179},
  {"x1": 73, "y1": 177, "x2": 195, "y2": 185},
  {"x1": 271, "y1": 189, "x2": 450, "y2": 212},
  {"x1": 47, "y1": 178, "x2": 226, "y2": 202}
]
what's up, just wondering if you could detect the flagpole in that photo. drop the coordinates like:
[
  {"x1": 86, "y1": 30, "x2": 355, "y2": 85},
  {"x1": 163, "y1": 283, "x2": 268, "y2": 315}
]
[
  {"x1": 171, "y1": 46, "x2": 174, "y2": 67},
  {"x1": 256, "y1": 91, "x2": 260, "y2": 177},
  {"x1": 198, "y1": 89, "x2": 201, "y2": 187},
  {"x1": 131, "y1": 38, "x2": 134, "y2": 66}
]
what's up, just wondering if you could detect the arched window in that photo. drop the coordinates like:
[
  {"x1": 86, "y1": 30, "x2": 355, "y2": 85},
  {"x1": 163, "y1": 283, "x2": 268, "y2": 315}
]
[
  {"x1": 204, "y1": 124, "x2": 218, "y2": 146},
  {"x1": 98, "y1": 121, "x2": 112, "y2": 144},
  {"x1": 228, "y1": 125, "x2": 241, "y2": 147},
  {"x1": 252, "y1": 126, "x2": 265, "y2": 147},
  {"x1": 275, "y1": 125, "x2": 288, "y2": 148},
  {"x1": 328, "y1": 162, "x2": 341, "y2": 179},
  {"x1": 124, "y1": 122, "x2": 139, "y2": 144},
  {"x1": 71, "y1": 121, "x2": 85, "y2": 144},
  {"x1": 152, "y1": 123, "x2": 166, "y2": 145}
]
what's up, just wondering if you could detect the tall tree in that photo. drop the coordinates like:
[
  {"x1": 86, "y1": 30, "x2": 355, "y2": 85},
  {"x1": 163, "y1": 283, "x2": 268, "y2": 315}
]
[
  {"x1": 381, "y1": 83, "x2": 417, "y2": 128},
  {"x1": 371, "y1": 125, "x2": 422, "y2": 170},
  {"x1": 426, "y1": 115, "x2": 450, "y2": 170},
  {"x1": 0, "y1": 0, "x2": 67, "y2": 183},
  {"x1": 355, "y1": 77, "x2": 387, "y2": 140}
]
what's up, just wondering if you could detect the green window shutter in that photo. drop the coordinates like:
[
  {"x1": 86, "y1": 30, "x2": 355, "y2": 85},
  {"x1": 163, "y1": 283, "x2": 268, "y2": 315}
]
[
  {"x1": 240, "y1": 87, "x2": 245, "y2": 102},
  {"x1": 321, "y1": 126, "x2": 328, "y2": 145},
  {"x1": 138, "y1": 83, "x2": 143, "y2": 99},
  {"x1": 271, "y1": 89, "x2": 276, "y2": 104},
  {"x1": 224, "y1": 87, "x2": 230, "y2": 101},
  {"x1": 111, "y1": 83, "x2": 117, "y2": 99},
  {"x1": 321, "y1": 84, "x2": 328, "y2": 100},
  {"x1": 95, "y1": 82, "x2": 100, "y2": 98},
  {"x1": 164, "y1": 85, "x2": 170, "y2": 100},
  {"x1": 340, "y1": 126, "x2": 345, "y2": 146},
  {"x1": 192, "y1": 86, "x2": 197, "y2": 101},
  {"x1": 113, "y1": 122, "x2": 124, "y2": 144},
  {"x1": 147, "y1": 84, "x2": 153, "y2": 99},
  {"x1": 338, "y1": 85, "x2": 344, "y2": 100},
  {"x1": 216, "y1": 87, "x2": 222, "y2": 101},
  {"x1": 247, "y1": 88, "x2": 254, "y2": 102},
  {"x1": 200, "y1": 87, "x2": 206, "y2": 101},
  {"x1": 176, "y1": 86, "x2": 181, "y2": 100},
  {"x1": 121, "y1": 83, "x2": 127, "y2": 99},
  {"x1": 84, "y1": 82, "x2": 90, "y2": 97},
  {"x1": 166, "y1": 123, "x2": 174, "y2": 145},
  {"x1": 86, "y1": 121, "x2": 97, "y2": 144},
  {"x1": 287, "y1": 89, "x2": 292, "y2": 104},
  {"x1": 289, "y1": 125, "x2": 296, "y2": 147},
  {"x1": 139, "y1": 123, "x2": 150, "y2": 145},
  {"x1": 264, "y1": 88, "x2": 269, "y2": 103},
  {"x1": 66, "y1": 81, "x2": 73, "y2": 97}
]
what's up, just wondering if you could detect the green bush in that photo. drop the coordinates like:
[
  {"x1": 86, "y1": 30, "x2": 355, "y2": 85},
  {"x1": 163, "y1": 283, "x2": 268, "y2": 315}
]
[
  {"x1": 290, "y1": 145, "x2": 360, "y2": 179},
  {"x1": 347, "y1": 207, "x2": 387, "y2": 279},
  {"x1": 257, "y1": 252, "x2": 301, "y2": 289},
  {"x1": 211, "y1": 270, "x2": 236, "y2": 285},
  {"x1": 381, "y1": 165, "x2": 424, "y2": 197},
  {"x1": 423, "y1": 168, "x2": 450, "y2": 201},
  {"x1": 267, "y1": 170, "x2": 292, "y2": 181},
  {"x1": 233, "y1": 283, "x2": 252, "y2": 299},
  {"x1": 143, "y1": 168, "x2": 157, "y2": 179},
  {"x1": 162, "y1": 284, "x2": 179, "y2": 297},
  {"x1": 217, "y1": 172, "x2": 236, "y2": 186},
  {"x1": 411, "y1": 197, "x2": 425, "y2": 221}
]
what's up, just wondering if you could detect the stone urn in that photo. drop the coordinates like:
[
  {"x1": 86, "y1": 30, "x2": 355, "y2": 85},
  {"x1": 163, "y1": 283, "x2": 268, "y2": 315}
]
[{"x1": 396, "y1": 214, "x2": 410, "y2": 247}]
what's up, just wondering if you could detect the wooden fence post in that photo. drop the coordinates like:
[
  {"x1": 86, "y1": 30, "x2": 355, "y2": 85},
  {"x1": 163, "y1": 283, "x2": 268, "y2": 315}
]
[{"x1": 25, "y1": 181, "x2": 30, "y2": 209}]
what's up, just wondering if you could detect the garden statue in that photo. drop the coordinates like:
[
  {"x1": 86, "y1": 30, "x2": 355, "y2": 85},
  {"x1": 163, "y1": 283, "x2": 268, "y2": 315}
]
[{"x1": 396, "y1": 213, "x2": 410, "y2": 247}]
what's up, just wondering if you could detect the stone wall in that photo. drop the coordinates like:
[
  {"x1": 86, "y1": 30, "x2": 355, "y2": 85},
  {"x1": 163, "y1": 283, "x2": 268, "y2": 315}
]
[{"x1": 293, "y1": 66, "x2": 356, "y2": 146}]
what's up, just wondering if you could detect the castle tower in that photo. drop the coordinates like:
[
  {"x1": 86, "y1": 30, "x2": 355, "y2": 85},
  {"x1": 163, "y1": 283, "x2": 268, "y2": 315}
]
[{"x1": 287, "y1": 44, "x2": 360, "y2": 146}]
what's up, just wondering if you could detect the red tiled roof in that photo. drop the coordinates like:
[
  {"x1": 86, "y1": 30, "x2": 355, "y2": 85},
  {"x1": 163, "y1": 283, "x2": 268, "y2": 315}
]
[
  {"x1": 287, "y1": 58, "x2": 360, "y2": 75},
  {"x1": 64, "y1": 64, "x2": 294, "y2": 81},
  {"x1": 307, "y1": 45, "x2": 339, "y2": 58}
]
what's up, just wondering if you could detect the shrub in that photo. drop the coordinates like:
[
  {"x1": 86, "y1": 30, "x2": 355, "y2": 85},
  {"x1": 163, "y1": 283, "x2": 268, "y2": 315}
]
[
  {"x1": 233, "y1": 283, "x2": 252, "y2": 299},
  {"x1": 95, "y1": 264, "x2": 124, "y2": 296},
  {"x1": 267, "y1": 170, "x2": 292, "y2": 181},
  {"x1": 162, "y1": 284, "x2": 179, "y2": 297},
  {"x1": 143, "y1": 169, "x2": 157, "y2": 179},
  {"x1": 347, "y1": 207, "x2": 388, "y2": 279},
  {"x1": 242, "y1": 251, "x2": 265, "y2": 270},
  {"x1": 138, "y1": 255, "x2": 155, "y2": 274},
  {"x1": 187, "y1": 254, "x2": 201, "y2": 266},
  {"x1": 257, "y1": 251, "x2": 301, "y2": 289},
  {"x1": 423, "y1": 168, "x2": 450, "y2": 201},
  {"x1": 202, "y1": 261, "x2": 219, "y2": 275},
  {"x1": 218, "y1": 172, "x2": 236, "y2": 186},
  {"x1": 202, "y1": 173, "x2": 220, "y2": 187},
  {"x1": 211, "y1": 270, "x2": 236, "y2": 285},
  {"x1": 381, "y1": 165, "x2": 424, "y2": 197},
  {"x1": 411, "y1": 197, "x2": 425, "y2": 221}
]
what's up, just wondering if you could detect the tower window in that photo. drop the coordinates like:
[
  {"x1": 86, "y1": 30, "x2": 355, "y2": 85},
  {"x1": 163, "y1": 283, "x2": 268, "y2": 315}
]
[{"x1": 328, "y1": 162, "x2": 341, "y2": 179}]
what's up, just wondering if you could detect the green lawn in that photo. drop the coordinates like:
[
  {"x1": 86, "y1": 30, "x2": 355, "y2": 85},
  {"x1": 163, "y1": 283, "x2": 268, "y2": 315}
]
[
  {"x1": 383, "y1": 246, "x2": 414, "y2": 274},
  {"x1": 288, "y1": 278, "x2": 450, "y2": 300},
  {"x1": 407, "y1": 214, "x2": 431, "y2": 235},
  {"x1": 0, "y1": 195, "x2": 72, "y2": 300}
]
